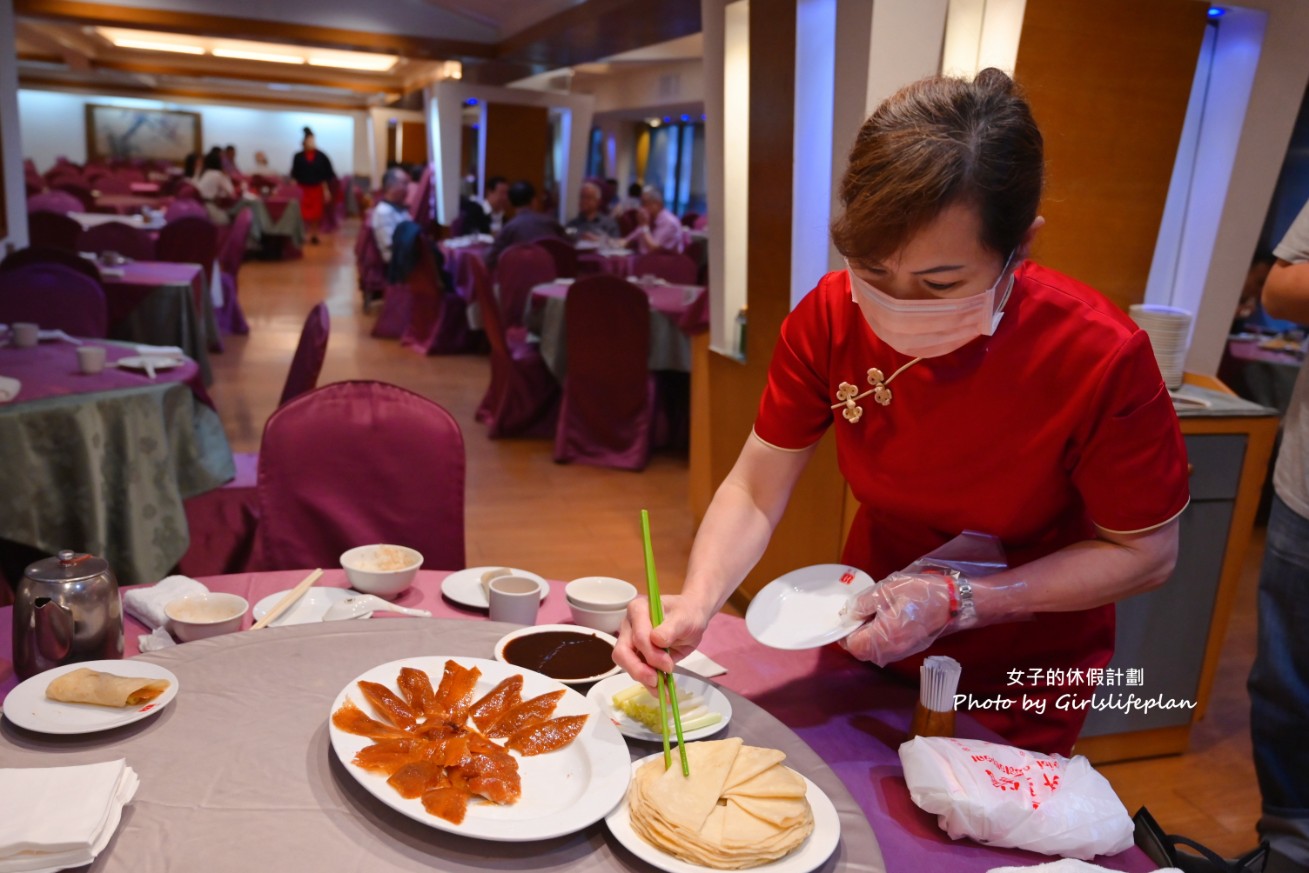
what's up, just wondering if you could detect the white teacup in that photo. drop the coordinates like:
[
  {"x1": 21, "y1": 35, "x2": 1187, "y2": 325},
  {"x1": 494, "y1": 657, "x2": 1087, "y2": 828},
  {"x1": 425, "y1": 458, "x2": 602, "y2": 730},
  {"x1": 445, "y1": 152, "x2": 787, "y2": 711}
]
[
  {"x1": 12, "y1": 323, "x2": 38, "y2": 348},
  {"x1": 77, "y1": 345, "x2": 106, "y2": 374},
  {"x1": 488, "y1": 575, "x2": 541, "y2": 625}
]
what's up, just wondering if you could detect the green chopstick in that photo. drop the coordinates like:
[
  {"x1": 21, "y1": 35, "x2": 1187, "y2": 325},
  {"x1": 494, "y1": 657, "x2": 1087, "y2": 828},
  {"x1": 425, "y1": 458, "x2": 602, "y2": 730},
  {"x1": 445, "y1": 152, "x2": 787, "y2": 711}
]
[{"x1": 641, "y1": 509, "x2": 690, "y2": 777}]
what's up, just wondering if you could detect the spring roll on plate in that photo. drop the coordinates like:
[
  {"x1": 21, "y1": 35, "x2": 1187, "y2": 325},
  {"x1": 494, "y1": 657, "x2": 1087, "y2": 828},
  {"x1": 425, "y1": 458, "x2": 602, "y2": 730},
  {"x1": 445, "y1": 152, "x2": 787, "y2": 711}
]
[{"x1": 45, "y1": 667, "x2": 171, "y2": 708}]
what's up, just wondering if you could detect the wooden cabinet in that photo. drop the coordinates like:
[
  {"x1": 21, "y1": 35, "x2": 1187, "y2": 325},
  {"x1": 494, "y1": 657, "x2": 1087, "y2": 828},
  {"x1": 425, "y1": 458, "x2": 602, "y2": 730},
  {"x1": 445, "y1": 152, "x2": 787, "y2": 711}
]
[{"x1": 1074, "y1": 375, "x2": 1277, "y2": 763}]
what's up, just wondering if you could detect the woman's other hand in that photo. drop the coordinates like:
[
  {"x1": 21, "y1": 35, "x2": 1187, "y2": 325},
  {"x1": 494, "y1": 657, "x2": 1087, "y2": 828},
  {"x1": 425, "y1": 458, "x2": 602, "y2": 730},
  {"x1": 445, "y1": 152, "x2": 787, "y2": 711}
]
[{"x1": 840, "y1": 573, "x2": 954, "y2": 666}]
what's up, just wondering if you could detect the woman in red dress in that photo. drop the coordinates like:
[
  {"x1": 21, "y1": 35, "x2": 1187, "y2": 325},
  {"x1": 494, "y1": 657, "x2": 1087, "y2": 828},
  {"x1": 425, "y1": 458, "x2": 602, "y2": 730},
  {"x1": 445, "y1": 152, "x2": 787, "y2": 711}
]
[
  {"x1": 290, "y1": 127, "x2": 336, "y2": 244},
  {"x1": 614, "y1": 69, "x2": 1190, "y2": 756}
]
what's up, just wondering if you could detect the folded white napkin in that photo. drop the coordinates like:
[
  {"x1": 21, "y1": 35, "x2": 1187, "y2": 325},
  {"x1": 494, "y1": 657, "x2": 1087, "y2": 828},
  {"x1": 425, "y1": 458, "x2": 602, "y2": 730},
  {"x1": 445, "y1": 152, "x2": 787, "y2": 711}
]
[
  {"x1": 133, "y1": 344, "x2": 185, "y2": 357},
  {"x1": 0, "y1": 759, "x2": 139, "y2": 873},
  {"x1": 99, "y1": 267, "x2": 126, "y2": 278},
  {"x1": 122, "y1": 575, "x2": 208, "y2": 629},
  {"x1": 680, "y1": 649, "x2": 728, "y2": 678},
  {"x1": 0, "y1": 377, "x2": 19, "y2": 404},
  {"x1": 37, "y1": 330, "x2": 80, "y2": 345},
  {"x1": 988, "y1": 862, "x2": 1180, "y2": 873}
]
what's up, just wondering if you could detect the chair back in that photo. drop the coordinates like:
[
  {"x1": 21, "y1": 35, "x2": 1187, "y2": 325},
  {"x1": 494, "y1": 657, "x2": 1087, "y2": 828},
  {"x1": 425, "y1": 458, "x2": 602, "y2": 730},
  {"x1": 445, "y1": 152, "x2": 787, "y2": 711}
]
[
  {"x1": 468, "y1": 253, "x2": 507, "y2": 358},
  {"x1": 0, "y1": 263, "x2": 108, "y2": 337},
  {"x1": 157, "y1": 216, "x2": 219, "y2": 268},
  {"x1": 78, "y1": 222, "x2": 156, "y2": 261},
  {"x1": 219, "y1": 207, "x2": 255, "y2": 278},
  {"x1": 278, "y1": 302, "x2": 331, "y2": 407},
  {"x1": 554, "y1": 276, "x2": 654, "y2": 470},
  {"x1": 632, "y1": 252, "x2": 697, "y2": 286},
  {"x1": 533, "y1": 236, "x2": 579, "y2": 278},
  {"x1": 27, "y1": 211, "x2": 83, "y2": 250},
  {"x1": 26, "y1": 190, "x2": 84, "y2": 216},
  {"x1": 355, "y1": 210, "x2": 388, "y2": 304},
  {"x1": 681, "y1": 211, "x2": 700, "y2": 228},
  {"x1": 494, "y1": 243, "x2": 556, "y2": 328},
  {"x1": 165, "y1": 198, "x2": 209, "y2": 221},
  {"x1": 92, "y1": 176, "x2": 134, "y2": 195},
  {"x1": 254, "y1": 380, "x2": 466, "y2": 571},
  {"x1": 618, "y1": 208, "x2": 641, "y2": 237},
  {"x1": 1, "y1": 246, "x2": 104, "y2": 284},
  {"x1": 173, "y1": 181, "x2": 202, "y2": 201},
  {"x1": 50, "y1": 182, "x2": 94, "y2": 211}
]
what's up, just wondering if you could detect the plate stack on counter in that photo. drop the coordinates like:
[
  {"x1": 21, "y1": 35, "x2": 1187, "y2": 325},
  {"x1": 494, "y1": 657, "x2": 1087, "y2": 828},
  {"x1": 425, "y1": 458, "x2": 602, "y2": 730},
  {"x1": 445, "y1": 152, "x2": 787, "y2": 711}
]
[{"x1": 1129, "y1": 304, "x2": 1193, "y2": 391}]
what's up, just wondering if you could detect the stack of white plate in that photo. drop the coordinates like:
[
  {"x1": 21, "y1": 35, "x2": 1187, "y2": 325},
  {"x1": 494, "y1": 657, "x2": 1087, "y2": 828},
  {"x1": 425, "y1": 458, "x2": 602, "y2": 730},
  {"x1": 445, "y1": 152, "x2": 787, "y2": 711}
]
[{"x1": 1130, "y1": 304, "x2": 1192, "y2": 390}]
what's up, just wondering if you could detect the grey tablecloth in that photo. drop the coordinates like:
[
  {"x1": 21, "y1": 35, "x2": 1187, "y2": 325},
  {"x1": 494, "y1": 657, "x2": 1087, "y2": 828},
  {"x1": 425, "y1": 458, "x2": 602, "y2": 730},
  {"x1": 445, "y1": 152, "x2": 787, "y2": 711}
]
[
  {"x1": 0, "y1": 620, "x2": 881, "y2": 873},
  {"x1": 233, "y1": 198, "x2": 305, "y2": 250}
]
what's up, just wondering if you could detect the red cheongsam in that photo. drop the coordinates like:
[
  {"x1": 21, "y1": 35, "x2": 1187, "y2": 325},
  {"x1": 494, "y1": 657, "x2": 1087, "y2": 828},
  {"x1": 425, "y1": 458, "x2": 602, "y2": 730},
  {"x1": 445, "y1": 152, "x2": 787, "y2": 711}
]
[{"x1": 752, "y1": 262, "x2": 1190, "y2": 755}]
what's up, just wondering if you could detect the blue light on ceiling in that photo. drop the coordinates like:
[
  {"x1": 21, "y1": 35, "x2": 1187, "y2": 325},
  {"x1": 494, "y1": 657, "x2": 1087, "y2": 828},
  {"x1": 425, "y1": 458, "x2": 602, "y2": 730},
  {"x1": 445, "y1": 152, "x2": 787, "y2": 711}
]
[
  {"x1": 680, "y1": 114, "x2": 691, "y2": 122},
  {"x1": 662, "y1": 116, "x2": 672, "y2": 124},
  {"x1": 1207, "y1": 6, "x2": 1225, "y2": 17},
  {"x1": 465, "y1": 98, "x2": 479, "y2": 106}
]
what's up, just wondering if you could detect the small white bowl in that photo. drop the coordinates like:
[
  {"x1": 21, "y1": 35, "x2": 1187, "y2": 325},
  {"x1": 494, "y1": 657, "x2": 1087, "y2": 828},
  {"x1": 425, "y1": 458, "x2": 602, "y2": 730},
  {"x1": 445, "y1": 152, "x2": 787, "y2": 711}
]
[
  {"x1": 565, "y1": 576, "x2": 638, "y2": 612},
  {"x1": 165, "y1": 593, "x2": 248, "y2": 642},
  {"x1": 568, "y1": 601, "x2": 628, "y2": 634},
  {"x1": 340, "y1": 544, "x2": 423, "y2": 599}
]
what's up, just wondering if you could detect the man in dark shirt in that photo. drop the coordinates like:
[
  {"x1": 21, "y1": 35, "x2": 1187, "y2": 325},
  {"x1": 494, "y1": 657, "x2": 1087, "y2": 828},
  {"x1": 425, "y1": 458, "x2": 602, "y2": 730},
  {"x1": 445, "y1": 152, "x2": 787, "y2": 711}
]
[
  {"x1": 459, "y1": 175, "x2": 509, "y2": 235},
  {"x1": 486, "y1": 180, "x2": 566, "y2": 269}
]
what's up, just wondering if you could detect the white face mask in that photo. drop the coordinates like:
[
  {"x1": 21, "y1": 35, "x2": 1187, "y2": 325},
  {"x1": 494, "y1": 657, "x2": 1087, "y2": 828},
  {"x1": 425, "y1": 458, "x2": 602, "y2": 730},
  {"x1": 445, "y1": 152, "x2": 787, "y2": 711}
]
[{"x1": 848, "y1": 251, "x2": 1017, "y2": 358}]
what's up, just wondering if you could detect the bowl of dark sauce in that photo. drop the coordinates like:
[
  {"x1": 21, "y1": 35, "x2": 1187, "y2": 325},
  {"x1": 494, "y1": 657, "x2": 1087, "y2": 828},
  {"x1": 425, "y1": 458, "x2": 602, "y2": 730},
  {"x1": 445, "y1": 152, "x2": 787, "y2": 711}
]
[{"x1": 494, "y1": 624, "x2": 621, "y2": 685}]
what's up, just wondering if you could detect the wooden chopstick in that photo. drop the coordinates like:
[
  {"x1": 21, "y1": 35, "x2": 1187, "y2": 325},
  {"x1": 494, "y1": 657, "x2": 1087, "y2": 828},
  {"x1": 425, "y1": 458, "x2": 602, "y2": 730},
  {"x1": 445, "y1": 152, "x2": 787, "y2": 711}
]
[
  {"x1": 249, "y1": 568, "x2": 323, "y2": 630},
  {"x1": 642, "y1": 510, "x2": 690, "y2": 776}
]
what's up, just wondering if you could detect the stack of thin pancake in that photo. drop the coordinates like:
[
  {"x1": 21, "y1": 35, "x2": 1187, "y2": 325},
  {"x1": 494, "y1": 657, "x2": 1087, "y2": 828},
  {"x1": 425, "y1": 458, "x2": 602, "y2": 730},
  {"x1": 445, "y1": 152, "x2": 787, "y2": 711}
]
[{"x1": 627, "y1": 738, "x2": 814, "y2": 869}]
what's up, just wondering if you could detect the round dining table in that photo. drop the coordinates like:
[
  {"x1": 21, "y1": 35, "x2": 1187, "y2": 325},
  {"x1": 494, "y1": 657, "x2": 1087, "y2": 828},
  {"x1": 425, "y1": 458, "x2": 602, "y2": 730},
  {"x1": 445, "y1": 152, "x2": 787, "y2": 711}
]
[
  {"x1": 102, "y1": 261, "x2": 215, "y2": 384},
  {"x1": 0, "y1": 341, "x2": 233, "y2": 586},
  {"x1": 0, "y1": 570, "x2": 1155, "y2": 872},
  {"x1": 526, "y1": 279, "x2": 708, "y2": 378}
]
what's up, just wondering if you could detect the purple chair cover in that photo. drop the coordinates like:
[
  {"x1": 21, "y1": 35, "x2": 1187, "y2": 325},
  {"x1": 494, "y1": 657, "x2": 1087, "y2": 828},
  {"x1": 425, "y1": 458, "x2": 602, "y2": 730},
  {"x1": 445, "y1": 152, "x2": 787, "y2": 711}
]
[
  {"x1": 50, "y1": 182, "x2": 94, "y2": 211},
  {"x1": 26, "y1": 190, "x2": 84, "y2": 215},
  {"x1": 251, "y1": 381, "x2": 466, "y2": 571},
  {"x1": 631, "y1": 252, "x2": 698, "y2": 285},
  {"x1": 0, "y1": 263, "x2": 108, "y2": 338},
  {"x1": 494, "y1": 243, "x2": 557, "y2": 328},
  {"x1": 77, "y1": 222, "x2": 156, "y2": 261},
  {"x1": 279, "y1": 302, "x2": 331, "y2": 407},
  {"x1": 472, "y1": 255, "x2": 559, "y2": 438},
  {"x1": 618, "y1": 208, "x2": 641, "y2": 237},
  {"x1": 355, "y1": 212, "x2": 388, "y2": 309},
  {"x1": 552, "y1": 277, "x2": 656, "y2": 470},
  {"x1": 157, "y1": 216, "x2": 219, "y2": 273},
  {"x1": 533, "y1": 237, "x2": 579, "y2": 278},
  {"x1": 576, "y1": 253, "x2": 606, "y2": 277},
  {"x1": 693, "y1": 214, "x2": 709, "y2": 231},
  {"x1": 93, "y1": 176, "x2": 134, "y2": 195},
  {"x1": 27, "y1": 211, "x2": 83, "y2": 250},
  {"x1": 0, "y1": 247, "x2": 104, "y2": 285},
  {"x1": 400, "y1": 237, "x2": 473, "y2": 355},
  {"x1": 681, "y1": 211, "x2": 700, "y2": 228},
  {"x1": 177, "y1": 451, "x2": 259, "y2": 577},
  {"x1": 216, "y1": 208, "x2": 254, "y2": 335},
  {"x1": 165, "y1": 198, "x2": 209, "y2": 222},
  {"x1": 370, "y1": 282, "x2": 414, "y2": 339}
]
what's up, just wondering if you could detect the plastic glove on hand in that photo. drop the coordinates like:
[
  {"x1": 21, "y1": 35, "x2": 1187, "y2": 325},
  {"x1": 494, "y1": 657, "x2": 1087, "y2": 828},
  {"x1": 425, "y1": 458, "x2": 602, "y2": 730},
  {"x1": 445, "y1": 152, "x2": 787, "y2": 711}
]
[{"x1": 840, "y1": 572, "x2": 955, "y2": 667}]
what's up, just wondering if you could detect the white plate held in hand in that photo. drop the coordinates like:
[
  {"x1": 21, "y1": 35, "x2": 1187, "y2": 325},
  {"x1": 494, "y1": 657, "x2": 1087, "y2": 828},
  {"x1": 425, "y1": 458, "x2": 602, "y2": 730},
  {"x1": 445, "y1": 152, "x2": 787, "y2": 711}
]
[{"x1": 745, "y1": 564, "x2": 876, "y2": 650}]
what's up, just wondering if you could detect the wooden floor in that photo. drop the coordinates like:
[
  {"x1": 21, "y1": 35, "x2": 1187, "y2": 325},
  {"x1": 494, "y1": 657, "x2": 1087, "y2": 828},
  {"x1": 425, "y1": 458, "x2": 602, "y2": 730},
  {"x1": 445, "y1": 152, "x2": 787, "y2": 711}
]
[{"x1": 215, "y1": 221, "x2": 1263, "y2": 858}]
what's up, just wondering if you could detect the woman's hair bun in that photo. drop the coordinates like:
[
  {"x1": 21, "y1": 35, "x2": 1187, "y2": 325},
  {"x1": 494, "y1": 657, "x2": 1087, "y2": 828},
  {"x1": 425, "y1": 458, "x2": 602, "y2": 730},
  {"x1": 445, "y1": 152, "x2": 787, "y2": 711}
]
[
  {"x1": 303, "y1": 126, "x2": 314, "y2": 137},
  {"x1": 973, "y1": 67, "x2": 1014, "y2": 94}
]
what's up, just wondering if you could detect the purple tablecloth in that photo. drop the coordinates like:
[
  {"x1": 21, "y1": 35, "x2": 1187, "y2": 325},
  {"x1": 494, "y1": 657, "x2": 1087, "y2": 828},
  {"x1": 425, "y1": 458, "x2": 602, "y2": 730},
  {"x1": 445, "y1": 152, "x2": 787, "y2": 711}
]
[
  {"x1": 0, "y1": 340, "x2": 206, "y2": 405},
  {"x1": 0, "y1": 569, "x2": 1154, "y2": 872}
]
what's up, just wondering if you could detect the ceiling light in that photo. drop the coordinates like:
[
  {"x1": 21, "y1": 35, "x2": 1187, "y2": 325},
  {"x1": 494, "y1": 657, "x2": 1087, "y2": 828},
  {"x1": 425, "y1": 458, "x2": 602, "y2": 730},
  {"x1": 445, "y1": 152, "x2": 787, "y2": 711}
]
[
  {"x1": 111, "y1": 38, "x2": 205, "y2": 55},
  {"x1": 306, "y1": 52, "x2": 397, "y2": 72},
  {"x1": 212, "y1": 48, "x2": 304, "y2": 64}
]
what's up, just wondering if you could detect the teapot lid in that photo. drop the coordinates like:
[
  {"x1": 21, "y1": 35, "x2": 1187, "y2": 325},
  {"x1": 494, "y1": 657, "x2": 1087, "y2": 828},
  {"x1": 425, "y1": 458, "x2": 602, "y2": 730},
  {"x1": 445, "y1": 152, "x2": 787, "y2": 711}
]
[{"x1": 25, "y1": 550, "x2": 113, "y2": 584}]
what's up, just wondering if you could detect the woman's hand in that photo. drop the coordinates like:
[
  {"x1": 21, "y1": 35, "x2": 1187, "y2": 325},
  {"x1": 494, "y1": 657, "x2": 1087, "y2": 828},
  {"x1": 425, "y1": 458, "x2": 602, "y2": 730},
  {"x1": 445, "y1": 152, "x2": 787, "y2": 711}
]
[
  {"x1": 840, "y1": 573, "x2": 955, "y2": 666},
  {"x1": 614, "y1": 594, "x2": 711, "y2": 688}
]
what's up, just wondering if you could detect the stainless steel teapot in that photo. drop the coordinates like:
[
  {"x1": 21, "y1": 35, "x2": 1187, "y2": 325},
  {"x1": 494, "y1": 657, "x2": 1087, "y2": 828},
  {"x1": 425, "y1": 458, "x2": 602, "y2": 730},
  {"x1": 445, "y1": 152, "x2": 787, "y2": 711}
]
[{"x1": 12, "y1": 550, "x2": 124, "y2": 679}]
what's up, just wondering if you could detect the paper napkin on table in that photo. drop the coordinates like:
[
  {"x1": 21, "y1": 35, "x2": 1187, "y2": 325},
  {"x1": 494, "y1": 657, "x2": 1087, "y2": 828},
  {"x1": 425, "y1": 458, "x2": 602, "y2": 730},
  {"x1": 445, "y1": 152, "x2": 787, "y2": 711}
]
[
  {"x1": 988, "y1": 861, "x2": 1181, "y2": 873},
  {"x1": 98, "y1": 267, "x2": 127, "y2": 278},
  {"x1": 680, "y1": 649, "x2": 728, "y2": 678},
  {"x1": 123, "y1": 575, "x2": 208, "y2": 630},
  {"x1": 0, "y1": 759, "x2": 139, "y2": 873},
  {"x1": 0, "y1": 377, "x2": 19, "y2": 404},
  {"x1": 133, "y1": 344, "x2": 185, "y2": 357}
]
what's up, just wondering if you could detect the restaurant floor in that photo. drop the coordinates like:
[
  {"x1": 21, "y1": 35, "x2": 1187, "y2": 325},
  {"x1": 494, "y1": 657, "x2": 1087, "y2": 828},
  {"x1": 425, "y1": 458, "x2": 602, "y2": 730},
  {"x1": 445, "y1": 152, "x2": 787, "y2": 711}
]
[{"x1": 213, "y1": 219, "x2": 1263, "y2": 859}]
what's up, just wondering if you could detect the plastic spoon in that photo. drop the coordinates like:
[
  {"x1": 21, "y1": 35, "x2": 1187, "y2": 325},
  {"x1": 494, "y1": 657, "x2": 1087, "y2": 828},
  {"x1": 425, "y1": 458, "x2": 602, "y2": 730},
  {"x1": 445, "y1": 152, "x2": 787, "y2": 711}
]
[{"x1": 322, "y1": 595, "x2": 432, "y2": 622}]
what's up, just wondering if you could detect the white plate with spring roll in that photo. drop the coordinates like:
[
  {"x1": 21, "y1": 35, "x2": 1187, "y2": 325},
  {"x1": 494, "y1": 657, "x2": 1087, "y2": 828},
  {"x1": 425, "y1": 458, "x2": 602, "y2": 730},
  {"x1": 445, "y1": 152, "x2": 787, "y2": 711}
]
[
  {"x1": 2, "y1": 659, "x2": 178, "y2": 734},
  {"x1": 587, "y1": 673, "x2": 732, "y2": 742},
  {"x1": 745, "y1": 564, "x2": 877, "y2": 650}
]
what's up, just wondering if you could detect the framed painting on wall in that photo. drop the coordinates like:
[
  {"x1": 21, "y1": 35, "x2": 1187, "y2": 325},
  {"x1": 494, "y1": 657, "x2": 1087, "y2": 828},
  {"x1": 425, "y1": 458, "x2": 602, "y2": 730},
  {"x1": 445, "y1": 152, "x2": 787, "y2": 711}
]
[{"x1": 85, "y1": 105, "x2": 202, "y2": 164}]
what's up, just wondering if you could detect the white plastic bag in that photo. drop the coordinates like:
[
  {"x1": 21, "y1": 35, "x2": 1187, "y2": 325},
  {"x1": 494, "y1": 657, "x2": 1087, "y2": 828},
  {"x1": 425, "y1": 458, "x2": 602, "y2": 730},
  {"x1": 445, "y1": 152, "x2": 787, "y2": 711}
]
[{"x1": 899, "y1": 736, "x2": 1133, "y2": 860}]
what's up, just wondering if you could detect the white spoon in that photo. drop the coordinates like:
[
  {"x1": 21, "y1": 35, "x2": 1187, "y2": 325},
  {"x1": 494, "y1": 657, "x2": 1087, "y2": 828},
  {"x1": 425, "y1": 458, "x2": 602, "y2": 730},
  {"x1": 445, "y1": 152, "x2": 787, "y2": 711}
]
[{"x1": 322, "y1": 595, "x2": 432, "y2": 622}]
